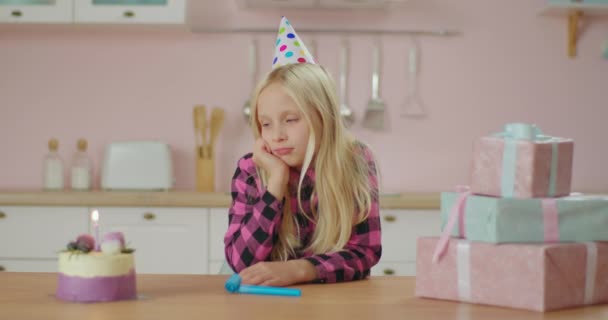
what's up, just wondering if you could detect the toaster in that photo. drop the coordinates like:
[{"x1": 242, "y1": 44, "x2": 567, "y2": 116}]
[{"x1": 101, "y1": 141, "x2": 174, "y2": 191}]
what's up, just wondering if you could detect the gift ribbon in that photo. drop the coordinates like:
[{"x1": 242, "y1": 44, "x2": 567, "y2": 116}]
[
  {"x1": 455, "y1": 241, "x2": 599, "y2": 306},
  {"x1": 541, "y1": 198, "x2": 560, "y2": 243},
  {"x1": 432, "y1": 186, "x2": 470, "y2": 263},
  {"x1": 456, "y1": 241, "x2": 472, "y2": 302},
  {"x1": 584, "y1": 242, "x2": 598, "y2": 305},
  {"x1": 494, "y1": 123, "x2": 559, "y2": 197},
  {"x1": 436, "y1": 189, "x2": 569, "y2": 263}
]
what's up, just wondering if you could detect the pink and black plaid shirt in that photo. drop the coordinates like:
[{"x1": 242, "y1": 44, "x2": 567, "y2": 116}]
[{"x1": 224, "y1": 143, "x2": 382, "y2": 283}]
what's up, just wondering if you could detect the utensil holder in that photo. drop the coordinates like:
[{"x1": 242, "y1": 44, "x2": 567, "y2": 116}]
[{"x1": 196, "y1": 150, "x2": 214, "y2": 192}]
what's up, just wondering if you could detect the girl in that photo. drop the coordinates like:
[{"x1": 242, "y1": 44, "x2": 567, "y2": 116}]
[{"x1": 224, "y1": 17, "x2": 381, "y2": 287}]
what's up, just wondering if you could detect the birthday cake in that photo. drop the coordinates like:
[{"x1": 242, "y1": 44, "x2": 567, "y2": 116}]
[{"x1": 56, "y1": 232, "x2": 137, "y2": 302}]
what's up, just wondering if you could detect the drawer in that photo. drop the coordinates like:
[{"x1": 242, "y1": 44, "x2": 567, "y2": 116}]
[
  {"x1": 0, "y1": 206, "x2": 88, "y2": 259},
  {"x1": 209, "y1": 208, "x2": 229, "y2": 261},
  {"x1": 96, "y1": 207, "x2": 208, "y2": 274},
  {"x1": 73, "y1": 0, "x2": 185, "y2": 24},
  {"x1": 0, "y1": 0, "x2": 72, "y2": 23},
  {"x1": 380, "y1": 210, "x2": 441, "y2": 261},
  {"x1": 0, "y1": 258, "x2": 57, "y2": 273},
  {"x1": 371, "y1": 261, "x2": 416, "y2": 276}
]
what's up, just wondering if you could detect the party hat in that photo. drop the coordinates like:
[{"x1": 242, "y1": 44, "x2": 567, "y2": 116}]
[{"x1": 272, "y1": 17, "x2": 316, "y2": 69}]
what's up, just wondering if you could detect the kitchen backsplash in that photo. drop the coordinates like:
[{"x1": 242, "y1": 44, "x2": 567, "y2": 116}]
[{"x1": 0, "y1": 0, "x2": 607, "y2": 193}]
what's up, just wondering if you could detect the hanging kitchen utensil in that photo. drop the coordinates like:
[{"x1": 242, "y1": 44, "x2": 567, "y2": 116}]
[
  {"x1": 339, "y1": 38, "x2": 355, "y2": 127},
  {"x1": 243, "y1": 39, "x2": 257, "y2": 123},
  {"x1": 362, "y1": 38, "x2": 386, "y2": 131},
  {"x1": 401, "y1": 37, "x2": 427, "y2": 118}
]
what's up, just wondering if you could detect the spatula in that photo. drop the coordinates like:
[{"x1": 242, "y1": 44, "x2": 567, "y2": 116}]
[
  {"x1": 193, "y1": 106, "x2": 201, "y2": 156},
  {"x1": 339, "y1": 39, "x2": 355, "y2": 127},
  {"x1": 193, "y1": 105, "x2": 207, "y2": 158},
  {"x1": 362, "y1": 39, "x2": 385, "y2": 131},
  {"x1": 243, "y1": 39, "x2": 257, "y2": 123},
  {"x1": 208, "y1": 107, "x2": 225, "y2": 158}
]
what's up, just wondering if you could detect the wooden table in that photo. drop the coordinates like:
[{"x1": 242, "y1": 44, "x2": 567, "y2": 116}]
[{"x1": 1, "y1": 273, "x2": 606, "y2": 319}]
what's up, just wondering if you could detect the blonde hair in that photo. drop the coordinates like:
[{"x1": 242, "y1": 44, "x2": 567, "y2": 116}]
[{"x1": 250, "y1": 63, "x2": 377, "y2": 261}]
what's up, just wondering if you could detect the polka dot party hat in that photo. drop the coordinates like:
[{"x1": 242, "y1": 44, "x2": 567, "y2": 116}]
[{"x1": 272, "y1": 17, "x2": 316, "y2": 69}]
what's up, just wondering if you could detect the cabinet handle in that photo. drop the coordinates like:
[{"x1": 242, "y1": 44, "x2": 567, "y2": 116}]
[
  {"x1": 0, "y1": 265, "x2": 5, "y2": 272},
  {"x1": 383, "y1": 268, "x2": 395, "y2": 275},
  {"x1": 11, "y1": 10, "x2": 22, "y2": 17},
  {"x1": 143, "y1": 212, "x2": 156, "y2": 221},
  {"x1": 383, "y1": 215, "x2": 396, "y2": 223},
  {"x1": 0, "y1": 212, "x2": 5, "y2": 219},
  {"x1": 123, "y1": 11, "x2": 135, "y2": 18}
]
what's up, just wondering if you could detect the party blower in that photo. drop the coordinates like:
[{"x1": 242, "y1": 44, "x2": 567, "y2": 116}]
[{"x1": 224, "y1": 274, "x2": 301, "y2": 297}]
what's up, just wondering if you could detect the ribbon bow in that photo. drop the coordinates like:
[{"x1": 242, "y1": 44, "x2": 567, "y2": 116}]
[
  {"x1": 432, "y1": 186, "x2": 471, "y2": 263},
  {"x1": 492, "y1": 123, "x2": 559, "y2": 197},
  {"x1": 493, "y1": 123, "x2": 552, "y2": 141}
]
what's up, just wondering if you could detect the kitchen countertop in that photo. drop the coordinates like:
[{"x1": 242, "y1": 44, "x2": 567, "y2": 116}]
[
  {"x1": 1, "y1": 273, "x2": 605, "y2": 320},
  {"x1": 0, "y1": 191, "x2": 440, "y2": 209}
]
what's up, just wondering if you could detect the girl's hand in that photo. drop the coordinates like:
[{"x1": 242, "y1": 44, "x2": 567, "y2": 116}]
[
  {"x1": 252, "y1": 138, "x2": 289, "y2": 198},
  {"x1": 239, "y1": 260, "x2": 317, "y2": 287}
]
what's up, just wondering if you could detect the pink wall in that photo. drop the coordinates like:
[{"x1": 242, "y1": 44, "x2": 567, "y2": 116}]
[{"x1": 0, "y1": 0, "x2": 607, "y2": 193}]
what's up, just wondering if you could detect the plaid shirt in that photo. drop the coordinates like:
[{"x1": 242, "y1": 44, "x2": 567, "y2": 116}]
[{"x1": 224, "y1": 144, "x2": 381, "y2": 283}]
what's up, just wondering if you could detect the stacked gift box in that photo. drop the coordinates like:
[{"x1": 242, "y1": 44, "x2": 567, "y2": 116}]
[{"x1": 415, "y1": 123, "x2": 608, "y2": 312}]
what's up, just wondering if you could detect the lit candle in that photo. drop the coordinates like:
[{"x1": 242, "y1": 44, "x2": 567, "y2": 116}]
[{"x1": 91, "y1": 209, "x2": 100, "y2": 251}]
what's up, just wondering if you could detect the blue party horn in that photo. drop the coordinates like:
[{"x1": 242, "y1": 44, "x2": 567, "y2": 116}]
[{"x1": 224, "y1": 274, "x2": 301, "y2": 297}]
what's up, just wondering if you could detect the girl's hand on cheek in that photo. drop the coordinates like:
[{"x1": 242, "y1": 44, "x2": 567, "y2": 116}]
[{"x1": 252, "y1": 138, "x2": 289, "y2": 197}]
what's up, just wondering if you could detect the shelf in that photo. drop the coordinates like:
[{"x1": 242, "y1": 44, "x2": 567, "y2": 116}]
[
  {"x1": 235, "y1": 0, "x2": 408, "y2": 10},
  {"x1": 540, "y1": 2, "x2": 608, "y2": 58},
  {"x1": 189, "y1": 27, "x2": 460, "y2": 37},
  {"x1": 541, "y1": 2, "x2": 608, "y2": 17}
]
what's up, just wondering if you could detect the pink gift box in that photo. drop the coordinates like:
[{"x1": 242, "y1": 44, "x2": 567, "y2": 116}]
[
  {"x1": 470, "y1": 131, "x2": 574, "y2": 198},
  {"x1": 415, "y1": 237, "x2": 608, "y2": 311}
]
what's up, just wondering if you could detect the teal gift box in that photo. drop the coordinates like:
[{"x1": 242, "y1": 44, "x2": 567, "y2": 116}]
[{"x1": 440, "y1": 191, "x2": 608, "y2": 243}]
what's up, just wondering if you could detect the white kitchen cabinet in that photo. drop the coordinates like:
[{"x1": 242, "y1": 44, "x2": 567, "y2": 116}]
[
  {"x1": 379, "y1": 209, "x2": 441, "y2": 262},
  {"x1": 0, "y1": 0, "x2": 73, "y2": 23},
  {"x1": 210, "y1": 207, "x2": 441, "y2": 277},
  {"x1": 208, "y1": 260, "x2": 223, "y2": 275},
  {"x1": 0, "y1": 206, "x2": 89, "y2": 261},
  {"x1": 208, "y1": 207, "x2": 229, "y2": 272},
  {"x1": 0, "y1": 204, "x2": 440, "y2": 277},
  {"x1": 208, "y1": 207, "x2": 228, "y2": 261},
  {"x1": 0, "y1": 0, "x2": 185, "y2": 24},
  {"x1": 371, "y1": 209, "x2": 441, "y2": 276},
  {"x1": 0, "y1": 258, "x2": 58, "y2": 272},
  {"x1": 74, "y1": 0, "x2": 185, "y2": 24},
  {"x1": 95, "y1": 207, "x2": 208, "y2": 274}
]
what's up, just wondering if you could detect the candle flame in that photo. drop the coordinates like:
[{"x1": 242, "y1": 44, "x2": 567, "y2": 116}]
[{"x1": 91, "y1": 209, "x2": 99, "y2": 222}]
